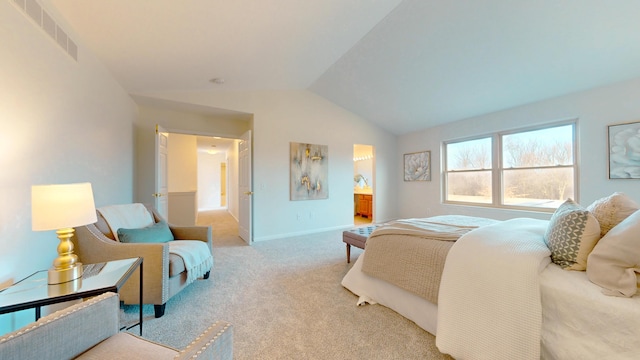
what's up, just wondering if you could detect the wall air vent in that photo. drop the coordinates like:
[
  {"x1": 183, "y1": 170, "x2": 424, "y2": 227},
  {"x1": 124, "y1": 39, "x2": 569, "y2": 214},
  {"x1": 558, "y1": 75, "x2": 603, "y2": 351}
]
[
  {"x1": 12, "y1": 0, "x2": 78, "y2": 62},
  {"x1": 41, "y1": 9, "x2": 56, "y2": 39}
]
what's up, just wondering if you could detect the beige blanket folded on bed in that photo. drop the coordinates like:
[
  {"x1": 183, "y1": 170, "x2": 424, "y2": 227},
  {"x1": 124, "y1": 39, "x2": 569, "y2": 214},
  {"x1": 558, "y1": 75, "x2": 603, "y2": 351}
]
[
  {"x1": 367, "y1": 217, "x2": 485, "y2": 241},
  {"x1": 361, "y1": 215, "x2": 499, "y2": 303}
]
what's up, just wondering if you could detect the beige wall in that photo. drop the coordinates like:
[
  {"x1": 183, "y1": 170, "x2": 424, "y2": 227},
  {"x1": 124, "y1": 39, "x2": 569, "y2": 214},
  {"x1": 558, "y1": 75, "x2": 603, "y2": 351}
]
[
  {"x1": 166, "y1": 134, "x2": 198, "y2": 225},
  {"x1": 227, "y1": 140, "x2": 240, "y2": 221},
  {"x1": 168, "y1": 133, "x2": 197, "y2": 192}
]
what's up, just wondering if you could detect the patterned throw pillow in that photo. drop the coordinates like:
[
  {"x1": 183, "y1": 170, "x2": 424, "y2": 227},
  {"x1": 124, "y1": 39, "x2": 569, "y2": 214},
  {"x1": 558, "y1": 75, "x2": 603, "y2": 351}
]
[
  {"x1": 586, "y1": 192, "x2": 639, "y2": 238},
  {"x1": 544, "y1": 199, "x2": 601, "y2": 271}
]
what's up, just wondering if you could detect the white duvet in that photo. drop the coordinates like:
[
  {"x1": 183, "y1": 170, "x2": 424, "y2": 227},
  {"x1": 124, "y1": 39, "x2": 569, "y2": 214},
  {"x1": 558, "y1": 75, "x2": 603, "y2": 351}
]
[
  {"x1": 436, "y1": 218, "x2": 551, "y2": 360},
  {"x1": 540, "y1": 263, "x2": 640, "y2": 360},
  {"x1": 343, "y1": 217, "x2": 640, "y2": 359}
]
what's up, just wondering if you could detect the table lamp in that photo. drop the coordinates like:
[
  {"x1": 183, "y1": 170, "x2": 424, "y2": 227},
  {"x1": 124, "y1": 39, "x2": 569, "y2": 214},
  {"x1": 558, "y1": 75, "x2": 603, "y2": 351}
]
[{"x1": 31, "y1": 182, "x2": 97, "y2": 285}]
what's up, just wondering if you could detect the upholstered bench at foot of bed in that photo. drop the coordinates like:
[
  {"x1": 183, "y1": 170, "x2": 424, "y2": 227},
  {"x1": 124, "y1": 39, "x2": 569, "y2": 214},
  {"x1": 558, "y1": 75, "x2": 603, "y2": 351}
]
[{"x1": 342, "y1": 225, "x2": 379, "y2": 263}]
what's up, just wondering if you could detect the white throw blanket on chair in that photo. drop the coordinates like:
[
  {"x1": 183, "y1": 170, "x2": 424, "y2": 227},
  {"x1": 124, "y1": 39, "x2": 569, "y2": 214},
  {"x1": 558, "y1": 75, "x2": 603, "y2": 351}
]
[
  {"x1": 436, "y1": 218, "x2": 551, "y2": 360},
  {"x1": 169, "y1": 241, "x2": 214, "y2": 284},
  {"x1": 97, "y1": 203, "x2": 154, "y2": 241}
]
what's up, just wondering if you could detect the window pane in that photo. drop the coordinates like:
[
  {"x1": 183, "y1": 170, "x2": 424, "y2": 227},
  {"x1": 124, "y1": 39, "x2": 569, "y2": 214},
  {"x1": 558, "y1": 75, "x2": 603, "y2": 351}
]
[
  {"x1": 446, "y1": 137, "x2": 492, "y2": 171},
  {"x1": 446, "y1": 171, "x2": 492, "y2": 204},
  {"x1": 503, "y1": 167, "x2": 574, "y2": 208},
  {"x1": 502, "y1": 125, "x2": 573, "y2": 168}
]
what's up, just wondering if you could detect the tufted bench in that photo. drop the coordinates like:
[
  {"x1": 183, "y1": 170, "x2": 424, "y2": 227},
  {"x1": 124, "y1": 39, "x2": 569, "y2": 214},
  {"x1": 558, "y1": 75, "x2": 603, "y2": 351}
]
[{"x1": 342, "y1": 225, "x2": 379, "y2": 263}]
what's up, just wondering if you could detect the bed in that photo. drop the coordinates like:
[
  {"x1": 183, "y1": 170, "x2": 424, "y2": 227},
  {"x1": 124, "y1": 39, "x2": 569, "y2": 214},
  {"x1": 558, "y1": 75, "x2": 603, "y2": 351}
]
[{"x1": 342, "y1": 193, "x2": 640, "y2": 360}]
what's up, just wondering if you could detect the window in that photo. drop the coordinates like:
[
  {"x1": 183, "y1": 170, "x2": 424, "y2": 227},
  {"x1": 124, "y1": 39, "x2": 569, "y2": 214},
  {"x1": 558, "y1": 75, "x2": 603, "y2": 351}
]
[
  {"x1": 445, "y1": 137, "x2": 493, "y2": 204},
  {"x1": 444, "y1": 121, "x2": 576, "y2": 210}
]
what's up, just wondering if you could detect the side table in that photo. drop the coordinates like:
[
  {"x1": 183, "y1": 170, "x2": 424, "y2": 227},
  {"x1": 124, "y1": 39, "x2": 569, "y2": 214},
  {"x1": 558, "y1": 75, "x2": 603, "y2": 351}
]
[{"x1": 0, "y1": 257, "x2": 143, "y2": 335}]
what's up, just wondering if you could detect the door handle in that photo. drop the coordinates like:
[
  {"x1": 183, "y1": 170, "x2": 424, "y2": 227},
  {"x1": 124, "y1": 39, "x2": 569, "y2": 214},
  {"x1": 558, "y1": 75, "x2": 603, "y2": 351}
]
[
  {"x1": 152, "y1": 193, "x2": 166, "y2": 197},
  {"x1": 244, "y1": 191, "x2": 253, "y2": 195}
]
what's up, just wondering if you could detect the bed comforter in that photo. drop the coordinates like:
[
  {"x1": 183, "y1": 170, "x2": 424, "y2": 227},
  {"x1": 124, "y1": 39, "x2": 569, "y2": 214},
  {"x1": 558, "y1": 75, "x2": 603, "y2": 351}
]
[
  {"x1": 436, "y1": 218, "x2": 551, "y2": 360},
  {"x1": 361, "y1": 215, "x2": 498, "y2": 303},
  {"x1": 344, "y1": 216, "x2": 640, "y2": 359}
]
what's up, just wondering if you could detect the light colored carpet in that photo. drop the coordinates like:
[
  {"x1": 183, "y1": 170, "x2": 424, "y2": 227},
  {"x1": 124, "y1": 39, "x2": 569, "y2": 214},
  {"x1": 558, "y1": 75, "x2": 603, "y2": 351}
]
[{"x1": 122, "y1": 210, "x2": 453, "y2": 359}]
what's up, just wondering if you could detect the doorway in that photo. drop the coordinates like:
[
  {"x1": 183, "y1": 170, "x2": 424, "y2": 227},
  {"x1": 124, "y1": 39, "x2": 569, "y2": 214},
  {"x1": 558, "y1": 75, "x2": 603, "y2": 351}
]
[
  {"x1": 194, "y1": 135, "x2": 237, "y2": 213},
  {"x1": 196, "y1": 139, "x2": 230, "y2": 212},
  {"x1": 353, "y1": 144, "x2": 374, "y2": 225},
  {"x1": 157, "y1": 130, "x2": 250, "y2": 243}
]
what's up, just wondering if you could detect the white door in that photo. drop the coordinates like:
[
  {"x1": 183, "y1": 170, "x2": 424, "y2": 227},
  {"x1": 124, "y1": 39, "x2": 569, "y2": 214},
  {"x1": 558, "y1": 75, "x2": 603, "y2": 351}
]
[
  {"x1": 238, "y1": 130, "x2": 252, "y2": 243},
  {"x1": 154, "y1": 124, "x2": 169, "y2": 219}
]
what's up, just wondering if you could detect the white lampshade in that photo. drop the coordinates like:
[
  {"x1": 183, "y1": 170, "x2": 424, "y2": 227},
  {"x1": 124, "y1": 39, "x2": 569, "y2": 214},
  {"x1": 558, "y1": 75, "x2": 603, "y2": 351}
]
[{"x1": 32, "y1": 182, "x2": 97, "y2": 231}]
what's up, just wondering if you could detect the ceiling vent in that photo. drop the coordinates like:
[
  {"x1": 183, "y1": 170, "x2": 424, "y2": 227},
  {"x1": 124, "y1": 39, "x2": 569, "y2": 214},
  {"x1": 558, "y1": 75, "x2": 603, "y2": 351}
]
[{"x1": 12, "y1": 0, "x2": 78, "y2": 62}]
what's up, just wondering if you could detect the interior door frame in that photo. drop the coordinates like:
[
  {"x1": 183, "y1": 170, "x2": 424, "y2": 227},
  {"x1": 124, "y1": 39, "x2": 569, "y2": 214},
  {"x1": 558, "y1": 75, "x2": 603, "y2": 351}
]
[
  {"x1": 238, "y1": 130, "x2": 252, "y2": 244},
  {"x1": 155, "y1": 127, "x2": 252, "y2": 241},
  {"x1": 154, "y1": 124, "x2": 169, "y2": 219}
]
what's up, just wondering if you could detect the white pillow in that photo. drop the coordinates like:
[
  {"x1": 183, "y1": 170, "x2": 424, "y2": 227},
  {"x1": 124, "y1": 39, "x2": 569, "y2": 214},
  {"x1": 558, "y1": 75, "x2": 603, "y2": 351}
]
[
  {"x1": 587, "y1": 210, "x2": 640, "y2": 297},
  {"x1": 544, "y1": 199, "x2": 601, "y2": 271},
  {"x1": 587, "y1": 192, "x2": 639, "y2": 237}
]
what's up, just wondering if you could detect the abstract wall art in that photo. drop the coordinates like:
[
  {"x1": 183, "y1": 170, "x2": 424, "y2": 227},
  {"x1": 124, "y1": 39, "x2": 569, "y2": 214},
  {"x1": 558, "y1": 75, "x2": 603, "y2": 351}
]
[
  {"x1": 290, "y1": 142, "x2": 329, "y2": 200},
  {"x1": 608, "y1": 121, "x2": 640, "y2": 179}
]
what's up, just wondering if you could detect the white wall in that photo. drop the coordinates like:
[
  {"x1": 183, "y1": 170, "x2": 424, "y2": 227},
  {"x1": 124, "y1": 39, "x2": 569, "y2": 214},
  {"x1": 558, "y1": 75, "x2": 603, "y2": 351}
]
[
  {"x1": 397, "y1": 77, "x2": 640, "y2": 221},
  {"x1": 0, "y1": 2, "x2": 136, "y2": 333},
  {"x1": 198, "y1": 152, "x2": 227, "y2": 210},
  {"x1": 135, "y1": 90, "x2": 398, "y2": 241}
]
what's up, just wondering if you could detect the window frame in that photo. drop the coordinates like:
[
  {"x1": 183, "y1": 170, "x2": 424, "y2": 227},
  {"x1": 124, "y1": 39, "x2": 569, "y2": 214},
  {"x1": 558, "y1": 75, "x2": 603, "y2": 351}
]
[{"x1": 443, "y1": 119, "x2": 579, "y2": 212}]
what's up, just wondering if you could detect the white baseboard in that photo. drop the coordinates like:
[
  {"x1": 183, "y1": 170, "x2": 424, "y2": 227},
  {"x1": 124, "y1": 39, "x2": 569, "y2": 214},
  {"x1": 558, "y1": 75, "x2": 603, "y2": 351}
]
[{"x1": 253, "y1": 224, "x2": 354, "y2": 242}]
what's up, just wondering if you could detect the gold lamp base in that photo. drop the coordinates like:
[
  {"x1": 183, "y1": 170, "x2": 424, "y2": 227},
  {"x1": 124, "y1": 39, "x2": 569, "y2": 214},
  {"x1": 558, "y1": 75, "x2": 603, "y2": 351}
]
[
  {"x1": 48, "y1": 275, "x2": 82, "y2": 296},
  {"x1": 47, "y1": 227, "x2": 84, "y2": 285},
  {"x1": 48, "y1": 263, "x2": 83, "y2": 285}
]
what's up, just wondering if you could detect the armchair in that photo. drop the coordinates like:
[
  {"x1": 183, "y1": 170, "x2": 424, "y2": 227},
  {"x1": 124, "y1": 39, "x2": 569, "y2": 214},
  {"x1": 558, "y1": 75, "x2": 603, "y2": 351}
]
[
  {"x1": 0, "y1": 292, "x2": 233, "y2": 359},
  {"x1": 72, "y1": 204, "x2": 213, "y2": 318}
]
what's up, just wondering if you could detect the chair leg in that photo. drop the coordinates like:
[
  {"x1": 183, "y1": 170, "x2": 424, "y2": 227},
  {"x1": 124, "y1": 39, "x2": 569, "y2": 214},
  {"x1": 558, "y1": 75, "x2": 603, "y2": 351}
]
[
  {"x1": 346, "y1": 243, "x2": 351, "y2": 263},
  {"x1": 203, "y1": 271, "x2": 210, "y2": 279},
  {"x1": 154, "y1": 304, "x2": 166, "y2": 318}
]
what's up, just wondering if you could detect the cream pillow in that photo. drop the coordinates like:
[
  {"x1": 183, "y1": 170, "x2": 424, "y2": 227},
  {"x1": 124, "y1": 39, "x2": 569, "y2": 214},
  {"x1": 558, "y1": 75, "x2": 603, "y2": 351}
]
[
  {"x1": 587, "y1": 192, "x2": 639, "y2": 237},
  {"x1": 544, "y1": 199, "x2": 601, "y2": 271},
  {"x1": 587, "y1": 210, "x2": 640, "y2": 297}
]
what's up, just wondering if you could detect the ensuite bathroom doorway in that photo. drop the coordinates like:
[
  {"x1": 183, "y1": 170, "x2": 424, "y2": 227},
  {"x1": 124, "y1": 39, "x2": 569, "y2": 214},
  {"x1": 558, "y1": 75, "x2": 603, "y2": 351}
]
[{"x1": 353, "y1": 144, "x2": 374, "y2": 226}]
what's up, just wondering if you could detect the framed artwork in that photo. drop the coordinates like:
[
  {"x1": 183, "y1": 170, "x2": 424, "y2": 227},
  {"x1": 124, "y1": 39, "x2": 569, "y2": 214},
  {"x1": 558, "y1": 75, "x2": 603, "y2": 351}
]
[
  {"x1": 290, "y1": 142, "x2": 329, "y2": 200},
  {"x1": 404, "y1": 150, "x2": 431, "y2": 181},
  {"x1": 608, "y1": 121, "x2": 640, "y2": 179}
]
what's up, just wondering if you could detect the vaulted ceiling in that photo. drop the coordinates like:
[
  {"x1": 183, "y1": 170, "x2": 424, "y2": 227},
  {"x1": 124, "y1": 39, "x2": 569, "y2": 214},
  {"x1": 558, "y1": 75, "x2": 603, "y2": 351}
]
[{"x1": 48, "y1": 0, "x2": 640, "y2": 135}]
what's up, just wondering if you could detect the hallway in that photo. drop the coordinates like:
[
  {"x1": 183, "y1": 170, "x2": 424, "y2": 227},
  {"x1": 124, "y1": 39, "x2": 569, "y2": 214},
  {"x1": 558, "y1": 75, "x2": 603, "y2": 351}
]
[{"x1": 196, "y1": 209, "x2": 246, "y2": 247}]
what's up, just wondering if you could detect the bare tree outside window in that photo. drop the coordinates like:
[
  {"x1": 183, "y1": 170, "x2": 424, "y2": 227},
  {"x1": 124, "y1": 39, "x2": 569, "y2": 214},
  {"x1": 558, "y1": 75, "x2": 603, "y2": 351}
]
[
  {"x1": 502, "y1": 125, "x2": 574, "y2": 207},
  {"x1": 446, "y1": 137, "x2": 492, "y2": 203},
  {"x1": 445, "y1": 123, "x2": 576, "y2": 210}
]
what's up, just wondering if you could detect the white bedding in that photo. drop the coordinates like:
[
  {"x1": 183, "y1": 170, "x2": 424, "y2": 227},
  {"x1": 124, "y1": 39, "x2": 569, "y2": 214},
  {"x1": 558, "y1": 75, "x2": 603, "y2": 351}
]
[
  {"x1": 436, "y1": 218, "x2": 551, "y2": 360},
  {"x1": 342, "y1": 217, "x2": 640, "y2": 359},
  {"x1": 540, "y1": 263, "x2": 640, "y2": 360}
]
